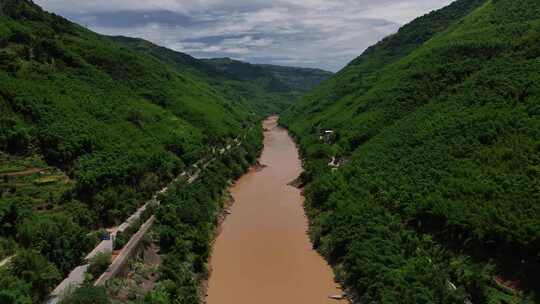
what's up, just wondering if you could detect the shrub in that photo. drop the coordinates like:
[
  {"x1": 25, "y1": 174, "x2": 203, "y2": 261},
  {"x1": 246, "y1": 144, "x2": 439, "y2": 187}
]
[
  {"x1": 60, "y1": 285, "x2": 111, "y2": 304},
  {"x1": 0, "y1": 116, "x2": 30, "y2": 154},
  {"x1": 87, "y1": 252, "x2": 111, "y2": 279}
]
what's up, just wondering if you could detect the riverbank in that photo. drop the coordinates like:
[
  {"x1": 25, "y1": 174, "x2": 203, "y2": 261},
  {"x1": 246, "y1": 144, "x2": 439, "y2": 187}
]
[{"x1": 132, "y1": 124, "x2": 265, "y2": 303}]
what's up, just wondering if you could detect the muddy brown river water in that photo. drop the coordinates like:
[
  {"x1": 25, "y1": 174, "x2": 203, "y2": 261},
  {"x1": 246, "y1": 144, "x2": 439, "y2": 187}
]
[{"x1": 206, "y1": 116, "x2": 346, "y2": 304}]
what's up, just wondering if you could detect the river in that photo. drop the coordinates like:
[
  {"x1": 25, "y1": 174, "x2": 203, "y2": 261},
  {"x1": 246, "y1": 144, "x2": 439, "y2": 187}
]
[{"x1": 206, "y1": 116, "x2": 346, "y2": 304}]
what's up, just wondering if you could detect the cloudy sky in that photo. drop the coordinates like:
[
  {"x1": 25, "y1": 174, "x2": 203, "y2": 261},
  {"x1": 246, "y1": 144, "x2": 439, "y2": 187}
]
[{"x1": 34, "y1": 0, "x2": 453, "y2": 72}]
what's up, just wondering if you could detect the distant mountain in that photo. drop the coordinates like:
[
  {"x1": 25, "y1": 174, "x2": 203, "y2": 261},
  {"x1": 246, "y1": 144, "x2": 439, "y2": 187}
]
[
  {"x1": 111, "y1": 38, "x2": 333, "y2": 114},
  {"x1": 256, "y1": 63, "x2": 335, "y2": 92},
  {"x1": 202, "y1": 57, "x2": 332, "y2": 112},
  {"x1": 282, "y1": 0, "x2": 539, "y2": 303},
  {"x1": 202, "y1": 57, "x2": 332, "y2": 93}
]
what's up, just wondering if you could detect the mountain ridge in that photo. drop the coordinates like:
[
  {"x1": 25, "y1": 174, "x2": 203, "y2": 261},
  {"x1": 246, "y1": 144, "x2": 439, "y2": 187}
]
[
  {"x1": 282, "y1": 0, "x2": 539, "y2": 302},
  {"x1": 111, "y1": 36, "x2": 333, "y2": 114}
]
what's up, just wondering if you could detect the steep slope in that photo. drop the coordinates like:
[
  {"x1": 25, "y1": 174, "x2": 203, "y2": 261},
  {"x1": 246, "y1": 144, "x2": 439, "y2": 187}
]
[
  {"x1": 111, "y1": 37, "x2": 332, "y2": 114},
  {"x1": 284, "y1": 0, "x2": 487, "y2": 139},
  {"x1": 203, "y1": 57, "x2": 333, "y2": 112},
  {"x1": 0, "y1": 0, "x2": 254, "y2": 302},
  {"x1": 282, "y1": 0, "x2": 539, "y2": 303},
  {"x1": 0, "y1": 0, "x2": 251, "y2": 218},
  {"x1": 202, "y1": 57, "x2": 332, "y2": 93},
  {"x1": 255, "y1": 63, "x2": 334, "y2": 92}
]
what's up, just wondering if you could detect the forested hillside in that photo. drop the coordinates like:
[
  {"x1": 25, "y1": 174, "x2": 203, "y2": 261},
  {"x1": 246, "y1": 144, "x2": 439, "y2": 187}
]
[
  {"x1": 282, "y1": 0, "x2": 539, "y2": 303},
  {"x1": 201, "y1": 57, "x2": 332, "y2": 113},
  {"x1": 0, "y1": 0, "x2": 291, "y2": 302},
  {"x1": 203, "y1": 57, "x2": 332, "y2": 100},
  {"x1": 112, "y1": 38, "x2": 332, "y2": 114}
]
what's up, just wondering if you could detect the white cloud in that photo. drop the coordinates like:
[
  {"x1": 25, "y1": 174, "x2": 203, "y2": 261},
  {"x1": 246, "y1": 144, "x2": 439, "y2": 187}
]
[{"x1": 34, "y1": 0, "x2": 454, "y2": 71}]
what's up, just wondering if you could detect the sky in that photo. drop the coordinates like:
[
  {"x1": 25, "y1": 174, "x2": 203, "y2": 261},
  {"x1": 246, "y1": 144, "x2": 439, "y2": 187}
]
[{"x1": 34, "y1": 0, "x2": 453, "y2": 72}]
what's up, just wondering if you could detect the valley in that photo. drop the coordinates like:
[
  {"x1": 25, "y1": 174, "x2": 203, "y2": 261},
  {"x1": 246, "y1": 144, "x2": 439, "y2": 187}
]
[{"x1": 1, "y1": 0, "x2": 539, "y2": 303}]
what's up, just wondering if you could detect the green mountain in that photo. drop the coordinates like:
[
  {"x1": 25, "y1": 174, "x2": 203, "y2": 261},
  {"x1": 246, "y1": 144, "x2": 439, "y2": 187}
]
[
  {"x1": 0, "y1": 0, "x2": 323, "y2": 302},
  {"x1": 282, "y1": 0, "x2": 539, "y2": 303},
  {"x1": 110, "y1": 38, "x2": 332, "y2": 114},
  {"x1": 202, "y1": 57, "x2": 332, "y2": 95},
  {"x1": 178, "y1": 55, "x2": 332, "y2": 114}
]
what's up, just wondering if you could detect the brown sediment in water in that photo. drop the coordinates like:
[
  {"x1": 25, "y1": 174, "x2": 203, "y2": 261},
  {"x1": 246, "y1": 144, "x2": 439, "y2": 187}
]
[{"x1": 206, "y1": 116, "x2": 347, "y2": 304}]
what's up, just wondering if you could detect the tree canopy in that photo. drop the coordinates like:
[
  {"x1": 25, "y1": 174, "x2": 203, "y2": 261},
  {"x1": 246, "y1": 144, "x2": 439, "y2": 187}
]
[{"x1": 282, "y1": 0, "x2": 539, "y2": 302}]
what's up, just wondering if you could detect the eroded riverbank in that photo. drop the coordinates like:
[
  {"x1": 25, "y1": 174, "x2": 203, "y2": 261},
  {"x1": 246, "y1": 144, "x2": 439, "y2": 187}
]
[{"x1": 206, "y1": 116, "x2": 345, "y2": 304}]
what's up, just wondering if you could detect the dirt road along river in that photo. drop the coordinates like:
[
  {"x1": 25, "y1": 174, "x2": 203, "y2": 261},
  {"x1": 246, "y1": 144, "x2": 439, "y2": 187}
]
[{"x1": 206, "y1": 116, "x2": 346, "y2": 304}]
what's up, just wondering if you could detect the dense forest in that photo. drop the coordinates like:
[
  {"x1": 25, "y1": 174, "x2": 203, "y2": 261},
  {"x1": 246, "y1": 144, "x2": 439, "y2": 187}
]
[
  {"x1": 111, "y1": 38, "x2": 332, "y2": 114},
  {"x1": 201, "y1": 57, "x2": 332, "y2": 112},
  {"x1": 146, "y1": 126, "x2": 263, "y2": 304},
  {"x1": 59, "y1": 126, "x2": 264, "y2": 304},
  {"x1": 282, "y1": 0, "x2": 539, "y2": 303},
  {"x1": 2, "y1": 0, "x2": 539, "y2": 303},
  {"x1": 0, "y1": 0, "x2": 325, "y2": 302}
]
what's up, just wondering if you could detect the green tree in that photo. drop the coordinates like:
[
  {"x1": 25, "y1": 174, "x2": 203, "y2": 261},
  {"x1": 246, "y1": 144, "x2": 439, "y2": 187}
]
[
  {"x1": 87, "y1": 252, "x2": 111, "y2": 279},
  {"x1": 10, "y1": 250, "x2": 61, "y2": 302},
  {"x1": 144, "y1": 285, "x2": 171, "y2": 304},
  {"x1": 17, "y1": 214, "x2": 89, "y2": 274},
  {"x1": 60, "y1": 285, "x2": 111, "y2": 304},
  {"x1": 0, "y1": 268, "x2": 32, "y2": 304}
]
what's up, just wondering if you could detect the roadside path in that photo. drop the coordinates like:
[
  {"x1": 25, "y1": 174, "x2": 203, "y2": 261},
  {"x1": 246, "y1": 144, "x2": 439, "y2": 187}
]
[
  {"x1": 93, "y1": 148, "x2": 226, "y2": 287},
  {"x1": 93, "y1": 138, "x2": 242, "y2": 287},
  {"x1": 94, "y1": 216, "x2": 155, "y2": 285},
  {"x1": 0, "y1": 167, "x2": 44, "y2": 177},
  {"x1": 46, "y1": 136, "x2": 242, "y2": 303}
]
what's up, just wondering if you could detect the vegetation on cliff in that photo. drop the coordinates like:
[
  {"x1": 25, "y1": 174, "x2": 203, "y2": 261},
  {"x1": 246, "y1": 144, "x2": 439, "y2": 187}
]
[
  {"x1": 282, "y1": 0, "x2": 539, "y2": 302},
  {"x1": 0, "y1": 1, "x2": 273, "y2": 302}
]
